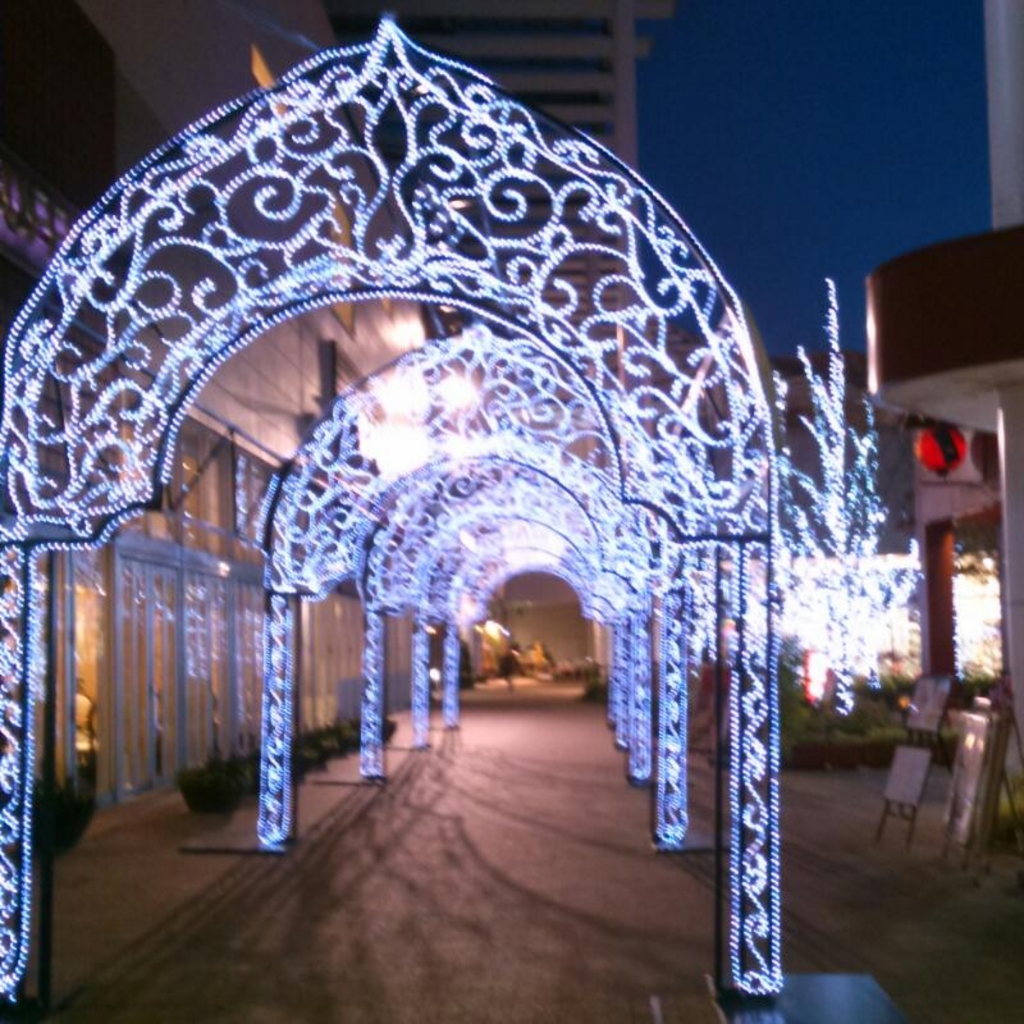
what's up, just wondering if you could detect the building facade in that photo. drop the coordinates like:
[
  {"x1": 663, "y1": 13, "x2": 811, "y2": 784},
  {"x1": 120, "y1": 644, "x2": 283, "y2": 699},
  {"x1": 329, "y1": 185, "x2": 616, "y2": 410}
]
[
  {"x1": 868, "y1": 1, "x2": 1024, "y2": 735},
  {"x1": 1, "y1": 1, "x2": 666, "y2": 802}
]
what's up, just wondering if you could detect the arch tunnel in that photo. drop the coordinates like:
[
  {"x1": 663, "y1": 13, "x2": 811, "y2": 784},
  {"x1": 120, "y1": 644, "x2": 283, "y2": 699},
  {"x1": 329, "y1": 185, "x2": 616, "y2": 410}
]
[{"x1": 0, "y1": 20, "x2": 781, "y2": 1000}]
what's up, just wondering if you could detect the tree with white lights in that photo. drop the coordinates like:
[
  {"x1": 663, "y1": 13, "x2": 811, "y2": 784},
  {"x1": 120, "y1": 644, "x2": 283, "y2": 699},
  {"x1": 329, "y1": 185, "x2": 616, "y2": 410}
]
[{"x1": 777, "y1": 281, "x2": 919, "y2": 714}]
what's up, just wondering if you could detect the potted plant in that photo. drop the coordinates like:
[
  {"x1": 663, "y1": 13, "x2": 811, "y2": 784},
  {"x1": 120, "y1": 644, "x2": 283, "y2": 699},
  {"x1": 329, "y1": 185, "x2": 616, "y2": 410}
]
[
  {"x1": 178, "y1": 755, "x2": 249, "y2": 813},
  {"x1": 33, "y1": 780, "x2": 96, "y2": 853}
]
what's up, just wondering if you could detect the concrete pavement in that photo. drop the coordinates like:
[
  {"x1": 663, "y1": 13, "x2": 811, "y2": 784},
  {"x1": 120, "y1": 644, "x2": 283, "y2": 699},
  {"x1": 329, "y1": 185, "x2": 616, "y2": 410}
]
[{"x1": 34, "y1": 679, "x2": 1024, "y2": 1022}]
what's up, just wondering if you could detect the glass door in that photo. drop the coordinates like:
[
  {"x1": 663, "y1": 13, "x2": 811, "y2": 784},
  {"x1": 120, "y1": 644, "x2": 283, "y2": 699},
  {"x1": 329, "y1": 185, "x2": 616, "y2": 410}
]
[
  {"x1": 151, "y1": 565, "x2": 178, "y2": 784},
  {"x1": 185, "y1": 572, "x2": 228, "y2": 763},
  {"x1": 115, "y1": 556, "x2": 180, "y2": 797},
  {"x1": 73, "y1": 549, "x2": 112, "y2": 798},
  {"x1": 233, "y1": 584, "x2": 264, "y2": 755}
]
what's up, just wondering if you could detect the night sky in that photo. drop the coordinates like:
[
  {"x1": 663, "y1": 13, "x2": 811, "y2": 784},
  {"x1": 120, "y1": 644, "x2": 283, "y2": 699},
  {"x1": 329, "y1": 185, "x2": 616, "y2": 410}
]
[{"x1": 637, "y1": 2, "x2": 992, "y2": 356}]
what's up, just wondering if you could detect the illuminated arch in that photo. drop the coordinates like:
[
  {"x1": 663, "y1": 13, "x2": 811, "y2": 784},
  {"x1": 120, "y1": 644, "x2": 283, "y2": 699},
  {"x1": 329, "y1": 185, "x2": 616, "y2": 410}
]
[
  {"x1": 358, "y1": 461, "x2": 646, "y2": 611},
  {"x1": 262, "y1": 324, "x2": 653, "y2": 597},
  {"x1": 0, "y1": 20, "x2": 780, "y2": 998}
]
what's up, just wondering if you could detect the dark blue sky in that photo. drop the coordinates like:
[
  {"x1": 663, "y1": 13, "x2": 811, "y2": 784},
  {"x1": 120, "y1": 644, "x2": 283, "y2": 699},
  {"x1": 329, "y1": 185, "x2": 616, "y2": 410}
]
[{"x1": 638, "y1": 2, "x2": 991, "y2": 355}]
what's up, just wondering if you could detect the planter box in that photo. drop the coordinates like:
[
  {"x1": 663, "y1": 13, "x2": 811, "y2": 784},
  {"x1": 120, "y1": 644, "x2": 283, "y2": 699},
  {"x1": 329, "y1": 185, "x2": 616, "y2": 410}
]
[
  {"x1": 34, "y1": 790, "x2": 96, "y2": 852},
  {"x1": 860, "y1": 740, "x2": 898, "y2": 769},
  {"x1": 787, "y1": 736, "x2": 955, "y2": 771},
  {"x1": 180, "y1": 782, "x2": 244, "y2": 814},
  {"x1": 786, "y1": 742, "x2": 867, "y2": 770},
  {"x1": 178, "y1": 762, "x2": 248, "y2": 814}
]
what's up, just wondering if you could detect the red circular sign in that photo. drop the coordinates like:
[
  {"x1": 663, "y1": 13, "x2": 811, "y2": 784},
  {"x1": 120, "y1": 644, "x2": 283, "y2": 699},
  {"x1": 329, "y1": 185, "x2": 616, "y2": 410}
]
[{"x1": 915, "y1": 425, "x2": 966, "y2": 476}]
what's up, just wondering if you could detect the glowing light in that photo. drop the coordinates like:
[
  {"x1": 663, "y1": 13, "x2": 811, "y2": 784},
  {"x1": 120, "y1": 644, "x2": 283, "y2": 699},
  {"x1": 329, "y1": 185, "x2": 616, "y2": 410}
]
[
  {"x1": 613, "y1": 620, "x2": 631, "y2": 751},
  {"x1": 655, "y1": 588, "x2": 689, "y2": 847},
  {"x1": 412, "y1": 623, "x2": 431, "y2": 749},
  {"x1": 357, "y1": 418, "x2": 432, "y2": 482},
  {"x1": 803, "y1": 649, "x2": 830, "y2": 704},
  {"x1": 257, "y1": 594, "x2": 295, "y2": 847},
  {"x1": 0, "y1": 18, "x2": 782, "y2": 998},
  {"x1": 435, "y1": 373, "x2": 477, "y2": 411},
  {"x1": 953, "y1": 551, "x2": 1003, "y2": 678},
  {"x1": 628, "y1": 603, "x2": 653, "y2": 785},
  {"x1": 443, "y1": 625, "x2": 460, "y2": 729},
  {"x1": 360, "y1": 612, "x2": 385, "y2": 779},
  {"x1": 776, "y1": 281, "x2": 919, "y2": 714}
]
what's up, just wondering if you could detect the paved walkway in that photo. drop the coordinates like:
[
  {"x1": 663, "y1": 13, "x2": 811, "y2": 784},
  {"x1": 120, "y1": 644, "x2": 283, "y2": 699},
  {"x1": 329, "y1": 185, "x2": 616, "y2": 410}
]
[{"x1": 40, "y1": 680, "x2": 1024, "y2": 1022}]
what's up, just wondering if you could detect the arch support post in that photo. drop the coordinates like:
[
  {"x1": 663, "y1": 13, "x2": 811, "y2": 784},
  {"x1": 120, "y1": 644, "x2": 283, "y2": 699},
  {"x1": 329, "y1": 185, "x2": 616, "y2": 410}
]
[
  {"x1": 0, "y1": 546, "x2": 39, "y2": 1001},
  {"x1": 258, "y1": 592, "x2": 296, "y2": 847},
  {"x1": 411, "y1": 622, "x2": 431, "y2": 749},
  {"x1": 360, "y1": 611, "x2": 386, "y2": 780},
  {"x1": 655, "y1": 586, "x2": 689, "y2": 848},
  {"x1": 627, "y1": 602, "x2": 652, "y2": 785},
  {"x1": 442, "y1": 624, "x2": 460, "y2": 729},
  {"x1": 613, "y1": 619, "x2": 630, "y2": 751},
  {"x1": 727, "y1": 542, "x2": 782, "y2": 995},
  {"x1": 606, "y1": 621, "x2": 620, "y2": 730}
]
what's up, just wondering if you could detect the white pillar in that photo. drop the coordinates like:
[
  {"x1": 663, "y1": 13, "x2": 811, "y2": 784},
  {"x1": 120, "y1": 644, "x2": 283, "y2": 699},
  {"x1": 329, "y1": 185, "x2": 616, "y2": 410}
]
[
  {"x1": 443, "y1": 624, "x2": 460, "y2": 729},
  {"x1": 411, "y1": 623, "x2": 430, "y2": 750},
  {"x1": 613, "y1": 620, "x2": 631, "y2": 750},
  {"x1": 998, "y1": 385, "x2": 1024, "y2": 750},
  {"x1": 360, "y1": 612, "x2": 385, "y2": 779},
  {"x1": 258, "y1": 593, "x2": 295, "y2": 847},
  {"x1": 985, "y1": 0, "x2": 1024, "y2": 228},
  {"x1": 628, "y1": 608, "x2": 652, "y2": 784}
]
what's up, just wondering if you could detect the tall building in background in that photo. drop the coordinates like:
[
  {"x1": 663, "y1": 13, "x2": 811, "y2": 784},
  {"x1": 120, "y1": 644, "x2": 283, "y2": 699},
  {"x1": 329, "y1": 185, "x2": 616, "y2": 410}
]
[
  {"x1": 328, "y1": 1, "x2": 676, "y2": 166},
  {"x1": 0, "y1": 1, "x2": 666, "y2": 803}
]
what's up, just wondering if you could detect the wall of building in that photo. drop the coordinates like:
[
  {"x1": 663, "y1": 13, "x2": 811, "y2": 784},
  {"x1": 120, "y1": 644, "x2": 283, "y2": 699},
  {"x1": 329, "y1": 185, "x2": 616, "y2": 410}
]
[
  {"x1": 76, "y1": 0, "x2": 334, "y2": 154},
  {"x1": 504, "y1": 601, "x2": 592, "y2": 665}
]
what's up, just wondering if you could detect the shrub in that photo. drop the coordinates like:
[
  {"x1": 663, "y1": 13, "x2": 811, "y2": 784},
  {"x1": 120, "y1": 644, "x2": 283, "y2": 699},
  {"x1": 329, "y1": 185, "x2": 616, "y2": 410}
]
[
  {"x1": 951, "y1": 674, "x2": 999, "y2": 709},
  {"x1": 178, "y1": 756, "x2": 249, "y2": 813},
  {"x1": 33, "y1": 780, "x2": 96, "y2": 852},
  {"x1": 240, "y1": 716, "x2": 398, "y2": 791}
]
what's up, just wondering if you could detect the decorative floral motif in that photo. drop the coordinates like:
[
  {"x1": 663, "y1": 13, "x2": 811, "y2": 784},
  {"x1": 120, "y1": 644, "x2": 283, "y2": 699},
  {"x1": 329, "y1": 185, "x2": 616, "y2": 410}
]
[
  {"x1": 0, "y1": 20, "x2": 779, "y2": 997},
  {"x1": 257, "y1": 594, "x2": 294, "y2": 847}
]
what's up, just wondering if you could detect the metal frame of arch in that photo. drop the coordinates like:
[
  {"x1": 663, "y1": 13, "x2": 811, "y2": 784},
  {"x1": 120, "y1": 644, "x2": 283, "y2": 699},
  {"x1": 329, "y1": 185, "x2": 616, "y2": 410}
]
[{"x1": 0, "y1": 19, "x2": 780, "y2": 1000}]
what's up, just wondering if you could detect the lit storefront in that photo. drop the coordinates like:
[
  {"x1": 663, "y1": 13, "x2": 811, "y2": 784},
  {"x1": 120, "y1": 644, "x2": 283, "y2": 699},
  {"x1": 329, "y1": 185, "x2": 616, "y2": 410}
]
[{"x1": 45, "y1": 416, "x2": 394, "y2": 805}]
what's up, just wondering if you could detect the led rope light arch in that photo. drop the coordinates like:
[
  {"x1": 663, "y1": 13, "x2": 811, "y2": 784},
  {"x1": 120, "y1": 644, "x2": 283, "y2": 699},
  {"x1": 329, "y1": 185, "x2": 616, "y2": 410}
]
[
  {"x1": 0, "y1": 19, "x2": 780, "y2": 998},
  {"x1": 263, "y1": 325, "x2": 659, "y2": 792},
  {"x1": 263, "y1": 325, "x2": 644, "y2": 598},
  {"x1": 360, "y1": 467, "x2": 646, "y2": 616},
  {"x1": 274, "y1": 455, "x2": 643, "y2": 782},
  {"x1": 402, "y1": 517, "x2": 609, "y2": 624},
  {"x1": 0, "y1": 22, "x2": 771, "y2": 549}
]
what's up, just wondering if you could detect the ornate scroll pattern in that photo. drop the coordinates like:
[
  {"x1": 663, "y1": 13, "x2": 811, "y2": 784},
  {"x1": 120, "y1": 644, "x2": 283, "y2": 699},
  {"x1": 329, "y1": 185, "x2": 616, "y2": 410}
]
[
  {"x1": 627, "y1": 600, "x2": 653, "y2": 784},
  {"x1": 606, "y1": 621, "x2": 620, "y2": 729},
  {"x1": 411, "y1": 622, "x2": 430, "y2": 749},
  {"x1": 606, "y1": 614, "x2": 622, "y2": 753},
  {"x1": 257, "y1": 593, "x2": 294, "y2": 847},
  {"x1": 0, "y1": 547, "x2": 35, "y2": 999},
  {"x1": 655, "y1": 587, "x2": 689, "y2": 848},
  {"x1": 0, "y1": 18, "x2": 781, "y2": 998},
  {"x1": 415, "y1": 517, "x2": 605, "y2": 626},
  {"x1": 442, "y1": 624, "x2": 460, "y2": 729},
  {"x1": 358, "y1": 459, "x2": 645, "y2": 623},
  {"x1": 728, "y1": 543, "x2": 782, "y2": 994},
  {"x1": 1, "y1": 20, "x2": 770, "y2": 549},
  {"x1": 360, "y1": 611, "x2": 385, "y2": 779},
  {"x1": 459, "y1": 551, "x2": 604, "y2": 626},
  {"x1": 267, "y1": 326, "x2": 640, "y2": 599}
]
